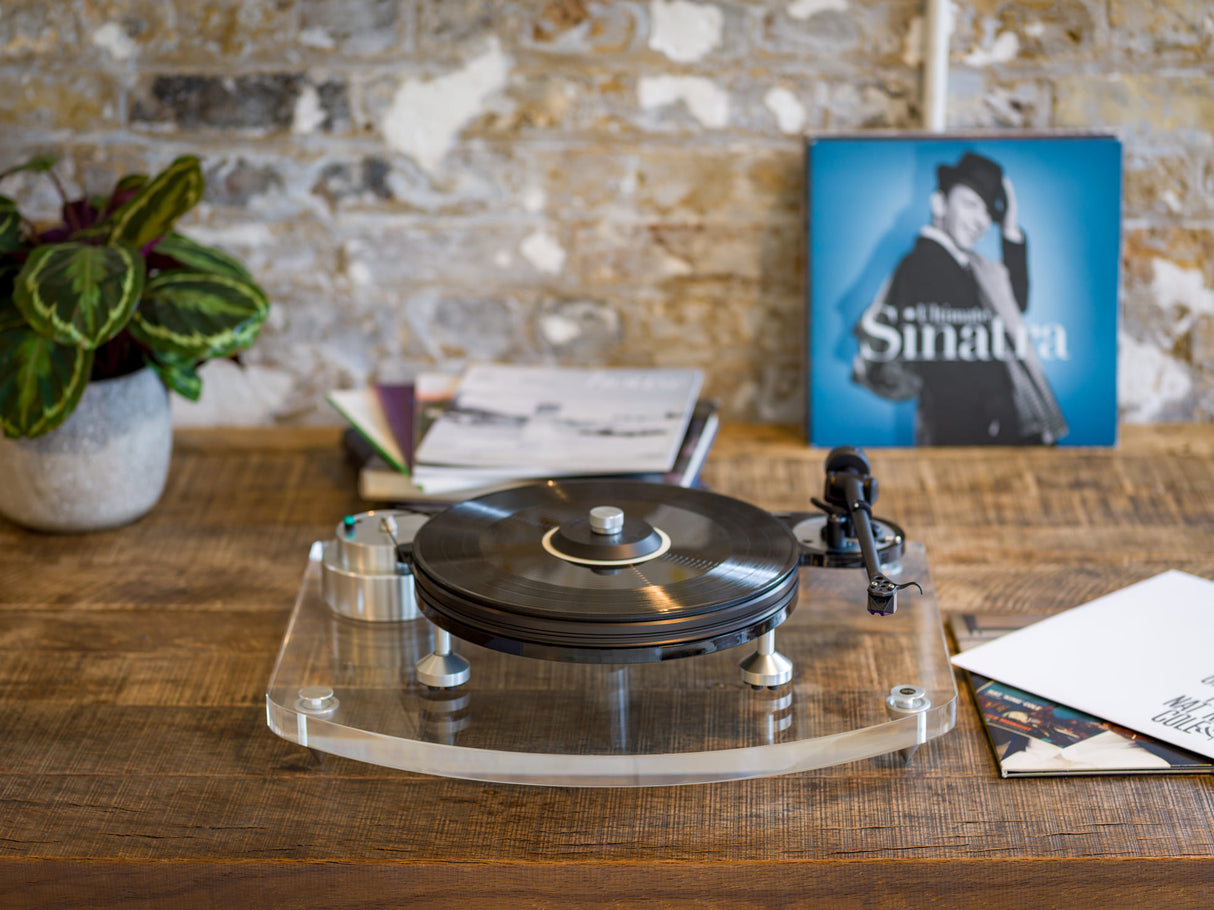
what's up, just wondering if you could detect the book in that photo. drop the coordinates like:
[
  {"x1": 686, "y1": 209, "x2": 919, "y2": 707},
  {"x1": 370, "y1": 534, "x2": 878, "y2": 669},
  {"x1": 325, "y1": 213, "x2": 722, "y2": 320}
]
[
  {"x1": 350, "y1": 399, "x2": 720, "y2": 504},
  {"x1": 951, "y1": 571, "x2": 1214, "y2": 763},
  {"x1": 326, "y1": 387, "x2": 409, "y2": 474},
  {"x1": 412, "y1": 365, "x2": 702, "y2": 475},
  {"x1": 327, "y1": 372, "x2": 462, "y2": 478},
  {"x1": 806, "y1": 131, "x2": 1121, "y2": 447},
  {"x1": 374, "y1": 382, "x2": 416, "y2": 471},
  {"x1": 950, "y1": 613, "x2": 1213, "y2": 777}
]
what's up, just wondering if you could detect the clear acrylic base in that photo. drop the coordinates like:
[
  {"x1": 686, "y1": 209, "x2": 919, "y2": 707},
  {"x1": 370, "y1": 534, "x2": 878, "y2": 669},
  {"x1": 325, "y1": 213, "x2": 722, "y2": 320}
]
[{"x1": 266, "y1": 542, "x2": 956, "y2": 786}]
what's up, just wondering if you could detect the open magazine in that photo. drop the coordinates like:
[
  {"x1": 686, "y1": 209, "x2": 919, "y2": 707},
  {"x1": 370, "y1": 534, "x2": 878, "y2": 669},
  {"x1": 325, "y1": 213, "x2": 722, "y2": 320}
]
[{"x1": 413, "y1": 365, "x2": 702, "y2": 476}]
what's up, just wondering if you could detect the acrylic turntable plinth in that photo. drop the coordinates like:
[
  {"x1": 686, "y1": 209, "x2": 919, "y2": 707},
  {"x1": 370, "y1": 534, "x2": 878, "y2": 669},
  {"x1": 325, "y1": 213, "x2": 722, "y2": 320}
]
[{"x1": 266, "y1": 447, "x2": 956, "y2": 786}]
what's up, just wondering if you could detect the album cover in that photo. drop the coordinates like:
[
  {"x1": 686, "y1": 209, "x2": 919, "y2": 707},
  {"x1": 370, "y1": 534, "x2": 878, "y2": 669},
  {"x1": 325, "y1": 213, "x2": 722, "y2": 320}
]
[
  {"x1": 806, "y1": 132, "x2": 1122, "y2": 447},
  {"x1": 950, "y1": 614, "x2": 1213, "y2": 777}
]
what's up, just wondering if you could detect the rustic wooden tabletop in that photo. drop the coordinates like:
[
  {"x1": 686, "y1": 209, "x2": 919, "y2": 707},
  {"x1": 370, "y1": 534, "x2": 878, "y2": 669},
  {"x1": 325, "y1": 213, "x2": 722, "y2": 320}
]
[{"x1": 1, "y1": 424, "x2": 1212, "y2": 908}]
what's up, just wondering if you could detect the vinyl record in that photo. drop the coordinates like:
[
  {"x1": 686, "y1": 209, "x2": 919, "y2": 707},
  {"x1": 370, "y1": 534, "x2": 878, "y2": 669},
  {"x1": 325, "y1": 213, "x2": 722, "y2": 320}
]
[{"x1": 411, "y1": 479, "x2": 801, "y2": 663}]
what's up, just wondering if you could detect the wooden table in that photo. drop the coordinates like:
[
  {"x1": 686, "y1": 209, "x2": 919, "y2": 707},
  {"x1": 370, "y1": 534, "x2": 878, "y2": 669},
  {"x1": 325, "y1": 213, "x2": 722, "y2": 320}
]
[{"x1": 2, "y1": 425, "x2": 1212, "y2": 908}]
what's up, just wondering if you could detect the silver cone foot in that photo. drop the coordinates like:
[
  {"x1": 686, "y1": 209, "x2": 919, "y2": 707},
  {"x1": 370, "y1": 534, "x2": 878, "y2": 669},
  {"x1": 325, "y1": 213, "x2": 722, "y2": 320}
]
[
  {"x1": 739, "y1": 647, "x2": 793, "y2": 688},
  {"x1": 416, "y1": 651, "x2": 471, "y2": 688}
]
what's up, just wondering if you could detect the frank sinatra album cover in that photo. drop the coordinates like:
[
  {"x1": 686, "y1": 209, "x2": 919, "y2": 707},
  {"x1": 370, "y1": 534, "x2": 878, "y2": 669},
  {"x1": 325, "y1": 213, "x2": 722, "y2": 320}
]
[{"x1": 806, "y1": 133, "x2": 1122, "y2": 447}]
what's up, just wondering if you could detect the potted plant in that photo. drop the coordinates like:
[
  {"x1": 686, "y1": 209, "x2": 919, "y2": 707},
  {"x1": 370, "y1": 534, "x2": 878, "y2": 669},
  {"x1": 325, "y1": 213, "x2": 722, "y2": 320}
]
[{"x1": 0, "y1": 153, "x2": 269, "y2": 532}]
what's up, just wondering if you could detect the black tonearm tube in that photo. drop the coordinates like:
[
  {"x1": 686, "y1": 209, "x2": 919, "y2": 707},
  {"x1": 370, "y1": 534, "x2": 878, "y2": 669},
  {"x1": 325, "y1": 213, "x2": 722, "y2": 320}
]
[{"x1": 818, "y1": 446, "x2": 920, "y2": 616}]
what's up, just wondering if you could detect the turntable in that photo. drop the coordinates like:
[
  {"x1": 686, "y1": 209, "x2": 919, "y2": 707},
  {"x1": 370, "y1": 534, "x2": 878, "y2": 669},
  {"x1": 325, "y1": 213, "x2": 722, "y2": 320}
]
[{"x1": 266, "y1": 446, "x2": 957, "y2": 785}]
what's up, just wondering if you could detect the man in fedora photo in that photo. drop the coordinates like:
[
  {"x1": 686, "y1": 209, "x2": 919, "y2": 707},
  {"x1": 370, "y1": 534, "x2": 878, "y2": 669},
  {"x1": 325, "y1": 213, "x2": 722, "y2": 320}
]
[{"x1": 851, "y1": 151, "x2": 1068, "y2": 445}]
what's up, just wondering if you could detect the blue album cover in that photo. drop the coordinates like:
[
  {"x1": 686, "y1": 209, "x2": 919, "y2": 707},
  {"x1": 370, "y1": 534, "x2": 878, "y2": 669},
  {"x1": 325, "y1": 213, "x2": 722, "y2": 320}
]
[{"x1": 807, "y1": 133, "x2": 1122, "y2": 447}]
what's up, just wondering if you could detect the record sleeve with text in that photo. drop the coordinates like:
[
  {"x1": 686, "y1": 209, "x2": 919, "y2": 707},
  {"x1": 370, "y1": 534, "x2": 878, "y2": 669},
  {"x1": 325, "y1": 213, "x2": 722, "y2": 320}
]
[
  {"x1": 806, "y1": 132, "x2": 1122, "y2": 447},
  {"x1": 952, "y1": 571, "x2": 1214, "y2": 768},
  {"x1": 950, "y1": 614, "x2": 1213, "y2": 778}
]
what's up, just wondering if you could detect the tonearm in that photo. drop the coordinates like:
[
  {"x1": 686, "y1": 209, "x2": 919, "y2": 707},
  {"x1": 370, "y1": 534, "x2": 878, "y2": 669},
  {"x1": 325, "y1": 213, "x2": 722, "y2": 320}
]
[{"x1": 814, "y1": 446, "x2": 921, "y2": 616}]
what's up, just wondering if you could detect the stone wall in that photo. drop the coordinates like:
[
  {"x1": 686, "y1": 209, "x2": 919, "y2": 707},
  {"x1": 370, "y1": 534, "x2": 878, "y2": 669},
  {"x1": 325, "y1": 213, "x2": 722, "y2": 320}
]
[{"x1": 1, "y1": 0, "x2": 1211, "y2": 426}]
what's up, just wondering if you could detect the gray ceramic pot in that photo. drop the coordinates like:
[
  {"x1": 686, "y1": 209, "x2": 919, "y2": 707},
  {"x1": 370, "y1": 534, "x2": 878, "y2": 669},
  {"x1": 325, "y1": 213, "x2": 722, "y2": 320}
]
[{"x1": 0, "y1": 367, "x2": 172, "y2": 533}]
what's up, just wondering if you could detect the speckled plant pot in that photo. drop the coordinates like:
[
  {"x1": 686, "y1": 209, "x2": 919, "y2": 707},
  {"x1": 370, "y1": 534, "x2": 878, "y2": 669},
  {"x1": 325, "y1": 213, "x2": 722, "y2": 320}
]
[{"x1": 0, "y1": 367, "x2": 172, "y2": 533}]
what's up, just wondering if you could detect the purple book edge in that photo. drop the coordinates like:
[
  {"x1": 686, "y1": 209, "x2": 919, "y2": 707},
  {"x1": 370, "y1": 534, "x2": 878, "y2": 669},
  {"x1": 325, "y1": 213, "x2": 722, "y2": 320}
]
[{"x1": 374, "y1": 383, "x2": 416, "y2": 471}]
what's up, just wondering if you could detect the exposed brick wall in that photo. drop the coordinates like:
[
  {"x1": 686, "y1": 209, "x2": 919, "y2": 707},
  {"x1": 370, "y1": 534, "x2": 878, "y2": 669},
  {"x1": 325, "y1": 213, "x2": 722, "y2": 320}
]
[{"x1": 1, "y1": 0, "x2": 1211, "y2": 426}]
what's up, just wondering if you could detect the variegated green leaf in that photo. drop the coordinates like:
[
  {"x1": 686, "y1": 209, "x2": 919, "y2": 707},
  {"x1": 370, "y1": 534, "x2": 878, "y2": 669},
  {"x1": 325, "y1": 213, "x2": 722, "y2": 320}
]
[
  {"x1": 0, "y1": 322, "x2": 93, "y2": 438},
  {"x1": 107, "y1": 156, "x2": 204, "y2": 250},
  {"x1": 115, "y1": 174, "x2": 148, "y2": 193},
  {"x1": 0, "y1": 197, "x2": 21, "y2": 252},
  {"x1": 13, "y1": 242, "x2": 144, "y2": 349},
  {"x1": 150, "y1": 352, "x2": 202, "y2": 401},
  {"x1": 130, "y1": 271, "x2": 268, "y2": 360},
  {"x1": 154, "y1": 232, "x2": 253, "y2": 281},
  {"x1": 103, "y1": 174, "x2": 148, "y2": 217}
]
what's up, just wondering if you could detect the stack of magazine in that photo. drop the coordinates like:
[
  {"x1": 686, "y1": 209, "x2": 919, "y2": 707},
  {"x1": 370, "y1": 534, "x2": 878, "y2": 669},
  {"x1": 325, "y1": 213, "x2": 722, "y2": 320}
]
[{"x1": 329, "y1": 365, "x2": 719, "y2": 505}]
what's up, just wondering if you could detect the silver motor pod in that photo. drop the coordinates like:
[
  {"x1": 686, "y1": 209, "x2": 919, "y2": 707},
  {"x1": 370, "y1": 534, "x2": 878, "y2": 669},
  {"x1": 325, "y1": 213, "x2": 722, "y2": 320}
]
[{"x1": 321, "y1": 510, "x2": 428, "y2": 621}]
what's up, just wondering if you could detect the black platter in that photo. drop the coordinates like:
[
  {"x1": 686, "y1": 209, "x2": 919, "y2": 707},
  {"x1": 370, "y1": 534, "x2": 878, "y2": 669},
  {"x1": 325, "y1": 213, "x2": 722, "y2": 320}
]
[{"x1": 410, "y1": 479, "x2": 802, "y2": 664}]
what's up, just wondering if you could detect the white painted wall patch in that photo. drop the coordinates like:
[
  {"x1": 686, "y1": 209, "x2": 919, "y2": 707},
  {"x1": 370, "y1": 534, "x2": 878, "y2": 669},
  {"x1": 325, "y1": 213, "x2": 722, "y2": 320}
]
[
  {"x1": 292, "y1": 85, "x2": 327, "y2": 135},
  {"x1": 963, "y1": 29, "x2": 1019, "y2": 66},
  {"x1": 638, "y1": 75, "x2": 729, "y2": 128},
  {"x1": 522, "y1": 186, "x2": 546, "y2": 213},
  {"x1": 521, "y1": 230, "x2": 566, "y2": 274},
  {"x1": 1151, "y1": 257, "x2": 1214, "y2": 324},
  {"x1": 649, "y1": 0, "x2": 724, "y2": 63},
  {"x1": 92, "y1": 23, "x2": 136, "y2": 61},
  {"x1": 764, "y1": 87, "x2": 806, "y2": 134},
  {"x1": 788, "y1": 0, "x2": 848, "y2": 21},
  {"x1": 299, "y1": 26, "x2": 336, "y2": 50},
  {"x1": 382, "y1": 39, "x2": 511, "y2": 175}
]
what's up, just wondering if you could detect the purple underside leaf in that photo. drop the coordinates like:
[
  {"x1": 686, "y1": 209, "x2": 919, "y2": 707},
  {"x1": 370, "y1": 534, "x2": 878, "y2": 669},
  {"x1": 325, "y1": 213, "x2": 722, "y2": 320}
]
[
  {"x1": 145, "y1": 252, "x2": 179, "y2": 272},
  {"x1": 62, "y1": 198, "x2": 99, "y2": 231}
]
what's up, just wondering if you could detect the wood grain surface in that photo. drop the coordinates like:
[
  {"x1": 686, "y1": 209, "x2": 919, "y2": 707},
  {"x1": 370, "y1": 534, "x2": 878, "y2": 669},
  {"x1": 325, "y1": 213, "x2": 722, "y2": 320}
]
[{"x1": 1, "y1": 425, "x2": 1212, "y2": 908}]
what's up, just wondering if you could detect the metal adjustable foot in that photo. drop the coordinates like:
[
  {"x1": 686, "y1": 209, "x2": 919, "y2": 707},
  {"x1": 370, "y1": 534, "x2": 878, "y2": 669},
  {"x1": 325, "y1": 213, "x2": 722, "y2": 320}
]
[
  {"x1": 415, "y1": 626, "x2": 471, "y2": 688},
  {"x1": 885, "y1": 684, "x2": 931, "y2": 763},
  {"x1": 739, "y1": 629, "x2": 793, "y2": 689}
]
